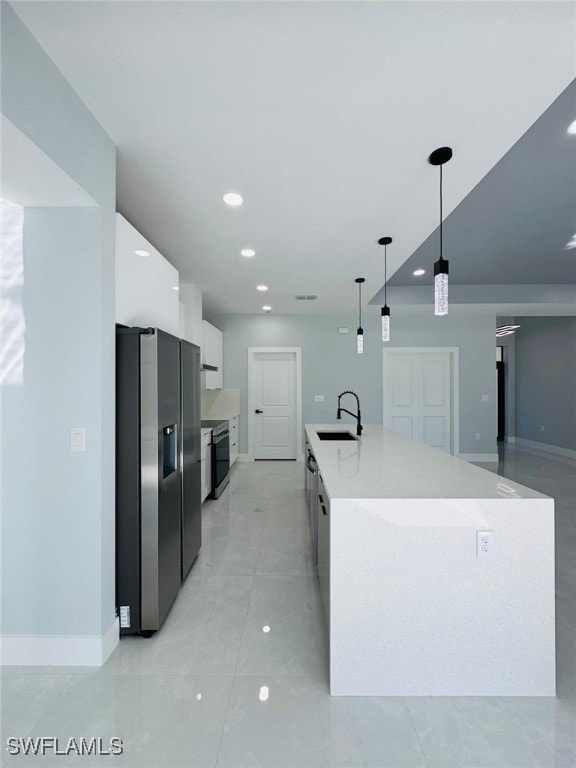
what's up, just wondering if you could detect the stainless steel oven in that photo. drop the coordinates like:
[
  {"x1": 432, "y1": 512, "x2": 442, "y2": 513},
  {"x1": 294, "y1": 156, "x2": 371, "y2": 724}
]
[{"x1": 211, "y1": 421, "x2": 230, "y2": 499}]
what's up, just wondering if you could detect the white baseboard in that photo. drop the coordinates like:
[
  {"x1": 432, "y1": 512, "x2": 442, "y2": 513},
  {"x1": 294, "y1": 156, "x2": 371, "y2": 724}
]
[
  {"x1": 101, "y1": 618, "x2": 120, "y2": 664},
  {"x1": 0, "y1": 617, "x2": 119, "y2": 667},
  {"x1": 514, "y1": 437, "x2": 576, "y2": 460},
  {"x1": 460, "y1": 453, "x2": 499, "y2": 463}
]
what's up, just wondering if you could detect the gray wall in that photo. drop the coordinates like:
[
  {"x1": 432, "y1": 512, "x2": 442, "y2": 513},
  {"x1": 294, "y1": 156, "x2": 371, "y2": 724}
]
[
  {"x1": 217, "y1": 311, "x2": 497, "y2": 456},
  {"x1": 1, "y1": 5, "x2": 116, "y2": 638},
  {"x1": 515, "y1": 317, "x2": 576, "y2": 451}
]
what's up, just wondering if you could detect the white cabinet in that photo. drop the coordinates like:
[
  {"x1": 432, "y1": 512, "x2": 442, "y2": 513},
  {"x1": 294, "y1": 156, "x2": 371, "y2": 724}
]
[
  {"x1": 202, "y1": 320, "x2": 223, "y2": 389},
  {"x1": 115, "y1": 214, "x2": 180, "y2": 334},
  {"x1": 229, "y1": 416, "x2": 239, "y2": 466},
  {"x1": 180, "y1": 283, "x2": 203, "y2": 347},
  {"x1": 317, "y1": 472, "x2": 330, "y2": 628},
  {"x1": 201, "y1": 429, "x2": 212, "y2": 502}
]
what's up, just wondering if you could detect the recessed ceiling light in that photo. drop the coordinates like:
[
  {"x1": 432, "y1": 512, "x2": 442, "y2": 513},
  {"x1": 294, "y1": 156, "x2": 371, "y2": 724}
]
[
  {"x1": 567, "y1": 120, "x2": 576, "y2": 135},
  {"x1": 262, "y1": 305, "x2": 272, "y2": 312},
  {"x1": 134, "y1": 249, "x2": 150, "y2": 257},
  {"x1": 413, "y1": 269, "x2": 426, "y2": 276},
  {"x1": 222, "y1": 192, "x2": 244, "y2": 207},
  {"x1": 256, "y1": 285, "x2": 268, "y2": 292},
  {"x1": 172, "y1": 286, "x2": 179, "y2": 291},
  {"x1": 241, "y1": 248, "x2": 256, "y2": 258}
]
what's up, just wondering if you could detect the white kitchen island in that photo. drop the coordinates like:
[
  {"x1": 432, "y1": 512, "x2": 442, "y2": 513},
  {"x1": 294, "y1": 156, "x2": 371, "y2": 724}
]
[{"x1": 305, "y1": 424, "x2": 556, "y2": 697}]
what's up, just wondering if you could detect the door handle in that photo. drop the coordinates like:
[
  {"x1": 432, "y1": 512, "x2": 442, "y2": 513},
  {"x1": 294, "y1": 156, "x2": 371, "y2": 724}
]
[{"x1": 255, "y1": 409, "x2": 263, "y2": 414}]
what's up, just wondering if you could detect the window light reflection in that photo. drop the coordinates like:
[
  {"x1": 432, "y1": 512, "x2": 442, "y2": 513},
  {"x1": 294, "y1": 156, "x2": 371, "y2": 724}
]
[{"x1": 0, "y1": 198, "x2": 25, "y2": 384}]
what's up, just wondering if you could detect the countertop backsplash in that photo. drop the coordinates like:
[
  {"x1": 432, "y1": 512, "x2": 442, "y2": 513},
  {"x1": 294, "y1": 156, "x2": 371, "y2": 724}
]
[{"x1": 201, "y1": 388, "x2": 240, "y2": 420}]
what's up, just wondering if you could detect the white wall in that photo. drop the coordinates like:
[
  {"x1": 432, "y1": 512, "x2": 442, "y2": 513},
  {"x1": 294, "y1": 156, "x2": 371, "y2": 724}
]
[
  {"x1": 216, "y1": 311, "x2": 498, "y2": 457},
  {"x1": 1, "y1": 4, "x2": 117, "y2": 664},
  {"x1": 115, "y1": 213, "x2": 180, "y2": 335}
]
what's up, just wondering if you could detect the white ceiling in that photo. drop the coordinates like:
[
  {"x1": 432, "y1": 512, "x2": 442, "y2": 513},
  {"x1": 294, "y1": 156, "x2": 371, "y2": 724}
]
[{"x1": 12, "y1": 1, "x2": 576, "y2": 315}]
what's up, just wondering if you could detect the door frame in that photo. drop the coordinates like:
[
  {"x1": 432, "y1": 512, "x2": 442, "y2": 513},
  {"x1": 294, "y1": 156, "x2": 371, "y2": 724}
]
[
  {"x1": 247, "y1": 347, "x2": 303, "y2": 461},
  {"x1": 382, "y1": 347, "x2": 460, "y2": 456}
]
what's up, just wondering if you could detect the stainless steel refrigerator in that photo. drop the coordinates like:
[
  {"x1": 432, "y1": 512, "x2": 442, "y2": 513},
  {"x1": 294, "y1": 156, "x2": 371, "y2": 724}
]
[
  {"x1": 179, "y1": 338, "x2": 202, "y2": 579},
  {"x1": 116, "y1": 327, "x2": 201, "y2": 636}
]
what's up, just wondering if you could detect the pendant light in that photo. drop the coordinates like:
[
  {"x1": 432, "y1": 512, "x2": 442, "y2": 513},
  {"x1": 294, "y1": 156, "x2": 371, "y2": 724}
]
[
  {"x1": 428, "y1": 146, "x2": 453, "y2": 316},
  {"x1": 378, "y1": 236, "x2": 392, "y2": 341},
  {"x1": 355, "y1": 277, "x2": 365, "y2": 354}
]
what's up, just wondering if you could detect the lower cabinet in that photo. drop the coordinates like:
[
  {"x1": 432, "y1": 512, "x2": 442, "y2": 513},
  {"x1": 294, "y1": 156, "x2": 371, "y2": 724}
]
[
  {"x1": 201, "y1": 430, "x2": 212, "y2": 502},
  {"x1": 229, "y1": 415, "x2": 239, "y2": 466},
  {"x1": 305, "y1": 442, "x2": 318, "y2": 565},
  {"x1": 317, "y1": 471, "x2": 330, "y2": 628}
]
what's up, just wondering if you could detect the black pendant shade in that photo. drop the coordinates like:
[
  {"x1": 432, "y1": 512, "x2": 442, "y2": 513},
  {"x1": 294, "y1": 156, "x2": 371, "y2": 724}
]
[
  {"x1": 377, "y1": 237, "x2": 392, "y2": 341},
  {"x1": 428, "y1": 146, "x2": 453, "y2": 316}
]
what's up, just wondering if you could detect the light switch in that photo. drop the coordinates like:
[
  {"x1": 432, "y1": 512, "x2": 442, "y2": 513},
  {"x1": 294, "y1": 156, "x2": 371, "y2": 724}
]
[
  {"x1": 70, "y1": 427, "x2": 86, "y2": 452},
  {"x1": 481, "y1": 394, "x2": 489, "y2": 402},
  {"x1": 338, "y1": 327, "x2": 349, "y2": 334},
  {"x1": 315, "y1": 395, "x2": 324, "y2": 403}
]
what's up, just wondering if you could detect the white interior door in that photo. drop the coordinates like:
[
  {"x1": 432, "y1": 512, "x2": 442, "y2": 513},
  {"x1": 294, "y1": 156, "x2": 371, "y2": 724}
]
[
  {"x1": 250, "y1": 351, "x2": 298, "y2": 460},
  {"x1": 384, "y1": 351, "x2": 453, "y2": 453}
]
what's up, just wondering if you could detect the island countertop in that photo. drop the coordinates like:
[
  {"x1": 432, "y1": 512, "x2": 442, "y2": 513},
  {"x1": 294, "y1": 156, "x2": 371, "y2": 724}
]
[
  {"x1": 305, "y1": 423, "x2": 555, "y2": 697},
  {"x1": 305, "y1": 423, "x2": 547, "y2": 501}
]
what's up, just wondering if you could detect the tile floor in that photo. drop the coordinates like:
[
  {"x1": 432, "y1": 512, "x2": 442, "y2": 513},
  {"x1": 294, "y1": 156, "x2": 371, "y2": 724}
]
[{"x1": 2, "y1": 446, "x2": 575, "y2": 767}]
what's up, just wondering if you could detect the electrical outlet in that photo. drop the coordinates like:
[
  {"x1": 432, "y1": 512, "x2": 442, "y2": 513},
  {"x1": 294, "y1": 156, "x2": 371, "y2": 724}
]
[
  {"x1": 475, "y1": 432, "x2": 481, "y2": 441},
  {"x1": 481, "y1": 394, "x2": 489, "y2": 402},
  {"x1": 540, "y1": 425, "x2": 545, "y2": 432},
  {"x1": 338, "y1": 327, "x2": 349, "y2": 335},
  {"x1": 477, "y1": 530, "x2": 494, "y2": 558},
  {"x1": 314, "y1": 395, "x2": 324, "y2": 403}
]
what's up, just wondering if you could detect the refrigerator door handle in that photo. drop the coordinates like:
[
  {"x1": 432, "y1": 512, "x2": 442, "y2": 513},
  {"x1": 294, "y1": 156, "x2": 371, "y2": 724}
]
[{"x1": 162, "y1": 423, "x2": 178, "y2": 478}]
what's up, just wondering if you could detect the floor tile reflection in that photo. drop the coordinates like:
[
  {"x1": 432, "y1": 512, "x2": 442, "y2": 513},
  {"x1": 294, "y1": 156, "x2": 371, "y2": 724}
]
[{"x1": 1, "y1": 449, "x2": 575, "y2": 767}]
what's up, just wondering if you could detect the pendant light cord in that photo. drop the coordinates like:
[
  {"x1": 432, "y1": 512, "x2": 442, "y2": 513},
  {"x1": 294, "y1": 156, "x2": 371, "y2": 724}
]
[
  {"x1": 440, "y1": 164, "x2": 443, "y2": 262},
  {"x1": 384, "y1": 244, "x2": 387, "y2": 306},
  {"x1": 358, "y1": 282, "x2": 362, "y2": 326}
]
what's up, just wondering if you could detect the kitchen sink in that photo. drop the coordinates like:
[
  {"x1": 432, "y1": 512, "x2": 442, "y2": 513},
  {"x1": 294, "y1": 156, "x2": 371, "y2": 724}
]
[{"x1": 316, "y1": 431, "x2": 357, "y2": 441}]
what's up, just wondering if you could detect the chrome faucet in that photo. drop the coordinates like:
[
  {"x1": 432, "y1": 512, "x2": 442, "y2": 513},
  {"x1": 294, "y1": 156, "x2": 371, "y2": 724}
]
[{"x1": 336, "y1": 391, "x2": 362, "y2": 436}]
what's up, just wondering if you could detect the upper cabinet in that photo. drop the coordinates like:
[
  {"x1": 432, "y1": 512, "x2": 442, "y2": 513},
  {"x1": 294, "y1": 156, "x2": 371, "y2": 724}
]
[
  {"x1": 202, "y1": 320, "x2": 223, "y2": 389},
  {"x1": 179, "y1": 284, "x2": 203, "y2": 347},
  {"x1": 115, "y1": 214, "x2": 180, "y2": 335}
]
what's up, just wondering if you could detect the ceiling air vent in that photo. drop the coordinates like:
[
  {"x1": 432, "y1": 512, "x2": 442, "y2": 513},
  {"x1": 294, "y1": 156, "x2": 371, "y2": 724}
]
[{"x1": 295, "y1": 295, "x2": 318, "y2": 301}]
